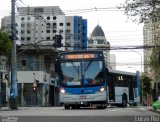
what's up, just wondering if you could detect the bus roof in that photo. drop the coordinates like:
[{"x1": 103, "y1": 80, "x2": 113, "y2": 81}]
[{"x1": 108, "y1": 68, "x2": 137, "y2": 76}]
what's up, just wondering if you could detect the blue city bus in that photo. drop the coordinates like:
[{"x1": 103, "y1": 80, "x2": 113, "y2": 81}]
[
  {"x1": 56, "y1": 50, "x2": 107, "y2": 109},
  {"x1": 55, "y1": 50, "x2": 140, "y2": 109}
]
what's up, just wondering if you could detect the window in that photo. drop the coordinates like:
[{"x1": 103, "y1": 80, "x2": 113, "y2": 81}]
[
  {"x1": 27, "y1": 23, "x2": 31, "y2": 28},
  {"x1": 27, "y1": 30, "x2": 31, "y2": 34},
  {"x1": 53, "y1": 16, "x2": 57, "y2": 20},
  {"x1": 66, "y1": 29, "x2": 70, "y2": 33},
  {"x1": 21, "y1": 23, "x2": 25, "y2": 28},
  {"x1": 59, "y1": 23, "x2": 63, "y2": 26},
  {"x1": 21, "y1": 37, "x2": 25, "y2": 41},
  {"x1": 46, "y1": 37, "x2": 50, "y2": 40},
  {"x1": 21, "y1": 30, "x2": 25, "y2": 34},
  {"x1": 47, "y1": 16, "x2": 50, "y2": 20},
  {"x1": 27, "y1": 37, "x2": 31, "y2": 41},
  {"x1": 53, "y1": 30, "x2": 56, "y2": 33},
  {"x1": 53, "y1": 23, "x2": 57, "y2": 27},
  {"x1": 27, "y1": 17, "x2": 31, "y2": 21},
  {"x1": 66, "y1": 22, "x2": 70, "y2": 26},
  {"x1": 46, "y1": 23, "x2": 50, "y2": 28},
  {"x1": 59, "y1": 30, "x2": 63, "y2": 33},
  {"x1": 21, "y1": 17, "x2": 25, "y2": 21},
  {"x1": 46, "y1": 30, "x2": 50, "y2": 33}
]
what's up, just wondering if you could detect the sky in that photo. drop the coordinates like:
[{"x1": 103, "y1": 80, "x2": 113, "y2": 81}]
[{"x1": 0, "y1": 0, "x2": 144, "y2": 73}]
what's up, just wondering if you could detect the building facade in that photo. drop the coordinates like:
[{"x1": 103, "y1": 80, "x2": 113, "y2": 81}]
[{"x1": 88, "y1": 24, "x2": 111, "y2": 67}]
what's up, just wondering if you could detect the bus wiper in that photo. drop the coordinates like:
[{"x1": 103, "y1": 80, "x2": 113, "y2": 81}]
[
  {"x1": 84, "y1": 60, "x2": 93, "y2": 72},
  {"x1": 71, "y1": 62, "x2": 79, "y2": 73}
]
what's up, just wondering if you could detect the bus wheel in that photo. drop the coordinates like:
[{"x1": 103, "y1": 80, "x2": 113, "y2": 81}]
[{"x1": 64, "y1": 105, "x2": 70, "y2": 109}]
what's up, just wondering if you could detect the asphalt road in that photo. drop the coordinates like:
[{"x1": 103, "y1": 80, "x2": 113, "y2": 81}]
[{"x1": 0, "y1": 106, "x2": 160, "y2": 122}]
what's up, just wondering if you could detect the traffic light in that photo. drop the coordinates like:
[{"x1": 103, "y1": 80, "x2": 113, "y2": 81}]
[{"x1": 53, "y1": 35, "x2": 62, "y2": 47}]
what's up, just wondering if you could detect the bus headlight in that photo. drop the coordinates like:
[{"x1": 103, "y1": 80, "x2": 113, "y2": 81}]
[
  {"x1": 60, "y1": 88, "x2": 66, "y2": 94},
  {"x1": 100, "y1": 87, "x2": 105, "y2": 92}
]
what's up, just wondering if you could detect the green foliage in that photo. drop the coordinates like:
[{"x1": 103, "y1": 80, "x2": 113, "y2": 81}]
[
  {"x1": 119, "y1": 0, "x2": 160, "y2": 23},
  {"x1": 150, "y1": 47, "x2": 160, "y2": 80},
  {"x1": 152, "y1": 101, "x2": 160, "y2": 110},
  {"x1": 0, "y1": 29, "x2": 12, "y2": 56},
  {"x1": 141, "y1": 75, "x2": 152, "y2": 97}
]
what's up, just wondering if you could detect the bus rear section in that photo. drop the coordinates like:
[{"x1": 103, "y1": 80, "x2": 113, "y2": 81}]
[
  {"x1": 107, "y1": 69, "x2": 140, "y2": 107},
  {"x1": 57, "y1": 50, "x2": 107, "y2": 109}
]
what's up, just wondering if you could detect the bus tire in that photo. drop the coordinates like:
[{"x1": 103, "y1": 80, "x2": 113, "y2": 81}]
[
  {"x1": 122, "y1": 96, "x2": 127, "y2": 107},
  {"x1": 64, "y1": 105, "x2": 70, "y2": 109}
]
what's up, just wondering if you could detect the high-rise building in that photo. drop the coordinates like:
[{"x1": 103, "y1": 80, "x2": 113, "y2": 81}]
[
  {"x1": 1, "y1": 6, "x2": 88, "y2": 51},
  {"x1": 65, "y1": 16, "x2": 87, "y2": 50}
]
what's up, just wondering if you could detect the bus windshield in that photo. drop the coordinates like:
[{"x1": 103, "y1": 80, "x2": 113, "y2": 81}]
[{"x1": 60, "y1": 60, "x2": 104, "y2": 86}]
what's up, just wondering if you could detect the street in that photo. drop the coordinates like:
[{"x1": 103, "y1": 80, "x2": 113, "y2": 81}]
[{"x1": 0, "y1": 106, "x2": 160, "y2": 122}]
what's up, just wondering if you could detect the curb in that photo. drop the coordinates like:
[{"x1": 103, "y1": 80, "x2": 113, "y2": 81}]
[{"x1": 149, "y1": 109, "x2": 160, "y2": 114}]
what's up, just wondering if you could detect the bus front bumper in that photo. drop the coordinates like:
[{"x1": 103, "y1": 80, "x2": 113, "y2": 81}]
[{"x1": 60, "y1": 91, "x2": 107, "y2": 104}]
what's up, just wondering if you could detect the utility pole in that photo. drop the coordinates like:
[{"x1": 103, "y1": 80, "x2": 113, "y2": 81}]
[{"x1": 9, "y1": 0, "x2": 18, "y2": 109}]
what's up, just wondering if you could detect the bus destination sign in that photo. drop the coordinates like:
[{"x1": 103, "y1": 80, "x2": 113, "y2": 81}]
[{"x1": 65, "y1": 54, "x2": 95, "y2": 59}]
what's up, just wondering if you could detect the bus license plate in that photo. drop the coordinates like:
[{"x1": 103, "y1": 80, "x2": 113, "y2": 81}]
[{"x1": 79, "y1": 95, "x2": 87, "y2": 99}]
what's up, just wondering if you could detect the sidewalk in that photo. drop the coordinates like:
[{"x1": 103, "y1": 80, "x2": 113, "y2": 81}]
[
  {"x1": 140, "y1": 106, "x2": 160, "y2": 114},
  {"x1": 149, "y1": 108, "x2": 160, "y2": 114}
]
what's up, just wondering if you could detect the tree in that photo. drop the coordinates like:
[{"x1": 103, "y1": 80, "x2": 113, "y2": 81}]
[
  {"x1": 0, "y1": 29, "x2": 12, "y2": 56},
  {"x1": 141, "y1": 75, "x2": 152, "y2": 97},
  {"x1": 150, "y1": 47, "x2": 160, "y2": 77},
  {"x1": 119, "y1": 0, "x2": 160, "y2": 99},
  {"x1": 119, "y1": 0, "x2": 160, "y2": 23}
]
